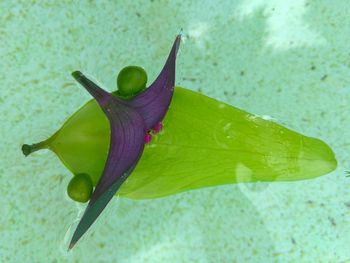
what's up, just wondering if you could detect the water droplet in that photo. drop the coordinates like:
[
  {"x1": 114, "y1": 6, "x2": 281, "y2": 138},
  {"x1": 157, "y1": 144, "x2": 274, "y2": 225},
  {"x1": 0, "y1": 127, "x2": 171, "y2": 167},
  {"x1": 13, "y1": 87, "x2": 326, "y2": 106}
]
[
  {"x1": 261, "y1": 115, "x2": 274, "y2": 121},
  {"x1": 223, "y1": 122, "x2": 232, "y2": 132}
]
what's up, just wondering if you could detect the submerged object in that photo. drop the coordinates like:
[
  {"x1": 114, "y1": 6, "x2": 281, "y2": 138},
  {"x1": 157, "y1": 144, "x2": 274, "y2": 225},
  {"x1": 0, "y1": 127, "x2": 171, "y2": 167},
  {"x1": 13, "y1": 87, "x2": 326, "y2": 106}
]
[
  {"x1": 22, "y1": 35, "x2": 337, "y2": 247},
  {"x1": 23, "y1": 47, "x2": 337, "y2": 201}
]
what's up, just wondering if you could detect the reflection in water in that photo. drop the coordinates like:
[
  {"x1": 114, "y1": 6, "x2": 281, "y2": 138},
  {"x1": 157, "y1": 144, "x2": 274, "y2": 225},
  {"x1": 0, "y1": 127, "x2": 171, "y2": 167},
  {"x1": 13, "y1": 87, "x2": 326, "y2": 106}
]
[
  {"x1": 124, "y1": 189, "x2": 276, "y2": 262},
  {"x1": 236, "y1": 0, "x2": 326, "y2": 50},
  {"x1": 59, "y1": 201, "x2": 85, "y2": 255},
  {"x1": 187, "y1": 22, "x2": 210, "y2": 49}
]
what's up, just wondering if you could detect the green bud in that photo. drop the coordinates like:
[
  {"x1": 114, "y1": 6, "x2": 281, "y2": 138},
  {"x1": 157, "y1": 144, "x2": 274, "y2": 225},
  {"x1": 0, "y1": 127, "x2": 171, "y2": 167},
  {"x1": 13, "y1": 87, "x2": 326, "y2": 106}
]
[
  {"x1": 115, "y1": 66, "x2": 147, "y2": 98},
  {"x1": 67, "y1": 173, "x2": 93, "y2": 203}
]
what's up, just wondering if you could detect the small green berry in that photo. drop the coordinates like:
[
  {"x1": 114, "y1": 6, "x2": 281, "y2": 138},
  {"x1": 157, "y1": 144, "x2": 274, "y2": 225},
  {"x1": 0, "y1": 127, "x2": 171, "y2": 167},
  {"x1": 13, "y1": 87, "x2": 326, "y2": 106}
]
[
  {"x1": 115, "y1": 66, "x2": 147, "y2": 98},
  {"x1": 67, "y1": 173, "x2": 93, "y2": 203}
]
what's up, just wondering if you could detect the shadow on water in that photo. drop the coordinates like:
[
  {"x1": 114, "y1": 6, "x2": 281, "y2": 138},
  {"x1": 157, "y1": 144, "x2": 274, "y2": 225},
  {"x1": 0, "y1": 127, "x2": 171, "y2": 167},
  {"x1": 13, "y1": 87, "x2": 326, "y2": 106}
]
[{"x1": 64, "y1": 187, "x2": 277, "y2": 262}]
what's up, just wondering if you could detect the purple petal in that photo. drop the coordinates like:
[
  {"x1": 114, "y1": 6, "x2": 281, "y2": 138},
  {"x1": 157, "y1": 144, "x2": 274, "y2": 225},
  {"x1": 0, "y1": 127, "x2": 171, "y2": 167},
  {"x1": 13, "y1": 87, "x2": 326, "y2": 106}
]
[
  {"x1": 128, "y1": 34, "x2": 181, "y2": 130},
  {"x1": 69, "y1": 72, "x2": 145, "y2": 249},
  {"x1": 68, "y1": 35, "x2": 181, "y2": 248}
]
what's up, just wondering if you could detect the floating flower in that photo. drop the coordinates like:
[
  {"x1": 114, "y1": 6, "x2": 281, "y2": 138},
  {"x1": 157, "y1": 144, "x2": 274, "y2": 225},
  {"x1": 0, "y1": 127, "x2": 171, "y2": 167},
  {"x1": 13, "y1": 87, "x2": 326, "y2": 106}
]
[{"x1": 22, "y1": 34, "x2": 337, "y2": 249}]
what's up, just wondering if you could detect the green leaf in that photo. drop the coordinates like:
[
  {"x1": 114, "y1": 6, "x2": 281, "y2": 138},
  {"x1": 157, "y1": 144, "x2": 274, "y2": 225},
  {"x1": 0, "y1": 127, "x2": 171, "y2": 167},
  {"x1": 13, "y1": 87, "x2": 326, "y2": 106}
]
[{"x1": 36, "y1": 87, "x2": 338, "y2": 199}]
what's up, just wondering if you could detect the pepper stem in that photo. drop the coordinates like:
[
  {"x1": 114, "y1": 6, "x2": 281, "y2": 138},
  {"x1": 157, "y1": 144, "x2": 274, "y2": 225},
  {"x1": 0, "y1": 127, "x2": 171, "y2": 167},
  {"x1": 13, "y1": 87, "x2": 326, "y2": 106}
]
[{"x1": 21, "y1": 140, "x2": 49, "y2": 156}]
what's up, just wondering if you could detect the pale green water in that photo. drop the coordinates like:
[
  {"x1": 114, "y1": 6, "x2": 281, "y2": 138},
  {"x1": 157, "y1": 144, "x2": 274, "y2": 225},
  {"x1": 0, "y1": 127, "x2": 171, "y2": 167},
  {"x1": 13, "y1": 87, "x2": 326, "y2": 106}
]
[{"x1": 1, "y1": 1, "x2": 350, "y2": 262}]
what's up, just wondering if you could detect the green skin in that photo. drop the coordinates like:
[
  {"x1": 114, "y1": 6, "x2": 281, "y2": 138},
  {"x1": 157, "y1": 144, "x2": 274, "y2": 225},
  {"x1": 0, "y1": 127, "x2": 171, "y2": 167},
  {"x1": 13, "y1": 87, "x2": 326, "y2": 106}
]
[{"x1": 22, "y1": 66, "x2": 337, "y2": 200}]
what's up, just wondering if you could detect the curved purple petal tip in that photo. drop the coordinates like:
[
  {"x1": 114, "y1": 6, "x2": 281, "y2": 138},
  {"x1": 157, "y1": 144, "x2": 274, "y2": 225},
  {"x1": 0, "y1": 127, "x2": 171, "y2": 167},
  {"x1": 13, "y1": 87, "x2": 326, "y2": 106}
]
[{"x1": 129, "y1": 34, "x2": 181, "y2": 129}]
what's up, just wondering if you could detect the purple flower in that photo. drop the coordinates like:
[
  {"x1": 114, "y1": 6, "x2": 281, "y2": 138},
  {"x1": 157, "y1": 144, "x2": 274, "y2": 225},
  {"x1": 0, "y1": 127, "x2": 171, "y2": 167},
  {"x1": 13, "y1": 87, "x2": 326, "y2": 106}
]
[{"x1": 69, "y1": 35, "x2": 181, "y2": 249}]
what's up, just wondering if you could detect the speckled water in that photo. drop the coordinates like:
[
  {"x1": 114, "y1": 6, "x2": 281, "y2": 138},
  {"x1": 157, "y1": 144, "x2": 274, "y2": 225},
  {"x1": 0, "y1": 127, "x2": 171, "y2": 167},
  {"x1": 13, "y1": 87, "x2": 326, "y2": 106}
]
[{"x1": 1, "y1": 1, "x2": 350, "y2": 262}]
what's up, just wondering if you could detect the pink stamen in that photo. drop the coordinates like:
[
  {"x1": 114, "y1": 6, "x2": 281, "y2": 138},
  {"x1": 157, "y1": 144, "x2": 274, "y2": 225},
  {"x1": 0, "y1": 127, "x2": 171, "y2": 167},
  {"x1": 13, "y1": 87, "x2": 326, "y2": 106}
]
[
  {"x1": 144, "y1": 133, "x2": 152, "y2": 144},
  {"x1": 152, "y1": 122, "x2": 163, "y2": 134}
]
